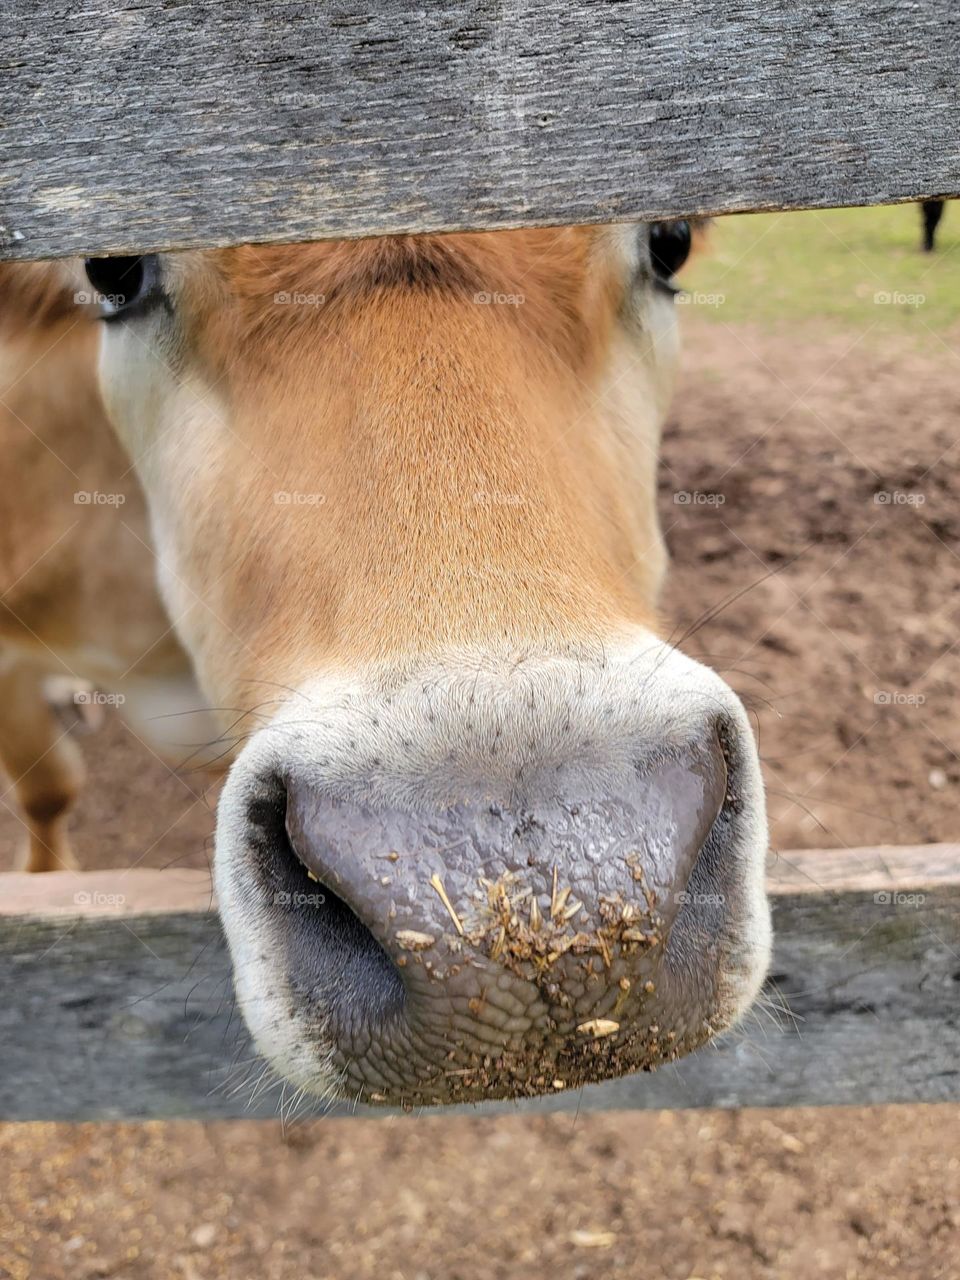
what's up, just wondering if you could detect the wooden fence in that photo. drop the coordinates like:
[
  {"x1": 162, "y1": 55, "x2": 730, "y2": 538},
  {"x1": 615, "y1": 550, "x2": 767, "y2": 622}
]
[
  {"x1": 1, "y1": 1, "x2": 959, "y2": 1117},
  {"x1": 2, "y1": 847, "x2": 958, "y2": 1119},
  {"x1": 2, "y1": 0, "x2": 959, "y2": 262}
]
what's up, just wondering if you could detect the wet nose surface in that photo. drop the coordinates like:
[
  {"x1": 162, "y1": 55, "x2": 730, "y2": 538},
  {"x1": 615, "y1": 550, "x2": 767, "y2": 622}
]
[{"x1": 279, "y1": 734, "x2": 728, "y2": 1103}]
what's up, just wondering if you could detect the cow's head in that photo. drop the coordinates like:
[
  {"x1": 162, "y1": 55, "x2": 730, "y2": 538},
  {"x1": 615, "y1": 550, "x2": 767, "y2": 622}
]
[{"x1": 82, "y1": 224, "x2": 769, "y2": 1105}]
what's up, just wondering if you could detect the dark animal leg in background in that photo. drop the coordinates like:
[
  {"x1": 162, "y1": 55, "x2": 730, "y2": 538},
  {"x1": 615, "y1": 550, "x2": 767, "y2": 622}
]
[{"x1": 922, "y1": 199, "x2": 945, "y2": 252}]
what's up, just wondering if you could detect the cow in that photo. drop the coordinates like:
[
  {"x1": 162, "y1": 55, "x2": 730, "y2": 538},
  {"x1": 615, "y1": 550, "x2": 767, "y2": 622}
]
[
  {"x1": 921, "y1": 199, "x2": 946, "y2": 252},
  {"x1": 0, "y1": 265, "x2": 218, "y2": 871},
  {"x1": 0, "y1": 223, "x2": 770, "y2": 1105}
]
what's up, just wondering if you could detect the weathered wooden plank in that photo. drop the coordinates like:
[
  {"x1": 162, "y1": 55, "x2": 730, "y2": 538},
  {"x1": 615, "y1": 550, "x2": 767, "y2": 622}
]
[
  {"x1": 1, "y1": 846, "x2": 957, "y2": 1119},
  {"x1": 1, "y1": 1, "x2": 958, "y2": 261},
  {"x1": 0, "y1": 869, "x2": 214, "y2": 917}
]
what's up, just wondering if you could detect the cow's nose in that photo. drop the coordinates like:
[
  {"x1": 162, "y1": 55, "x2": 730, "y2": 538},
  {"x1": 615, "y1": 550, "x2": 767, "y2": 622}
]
[{"x1": 268, "y1": 727, "x2": 731, "y2": 1103}]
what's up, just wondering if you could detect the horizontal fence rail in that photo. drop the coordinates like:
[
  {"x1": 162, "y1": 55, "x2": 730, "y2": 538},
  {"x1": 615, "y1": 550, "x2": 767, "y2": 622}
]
[
  {"x1": 1, "y1": 845, "x2": 959, "y2": 1120},
  {"x1": 1, "y1": 1, "x2": 959, "y2": 261}
]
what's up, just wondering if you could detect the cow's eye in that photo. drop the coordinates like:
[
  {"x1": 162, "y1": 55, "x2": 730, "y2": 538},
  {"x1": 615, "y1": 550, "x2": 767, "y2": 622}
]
[
  {"x1": 83, "y1": 255, "x2": 161, "y2": 319},
  {"x1": 649, "y1": 221, "x2": 692, "y2": 280}
]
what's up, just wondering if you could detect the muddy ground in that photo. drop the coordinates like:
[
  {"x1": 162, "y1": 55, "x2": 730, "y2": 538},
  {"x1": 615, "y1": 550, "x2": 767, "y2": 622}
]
[{"x1": 2, "y1": 318, "x2": 959, "y2": 1278}]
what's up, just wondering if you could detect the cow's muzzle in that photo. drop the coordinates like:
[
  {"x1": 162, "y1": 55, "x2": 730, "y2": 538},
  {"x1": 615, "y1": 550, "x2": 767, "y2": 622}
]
[{"x1": 216, "y1": 670, "x2": 770, "y2": 1107}]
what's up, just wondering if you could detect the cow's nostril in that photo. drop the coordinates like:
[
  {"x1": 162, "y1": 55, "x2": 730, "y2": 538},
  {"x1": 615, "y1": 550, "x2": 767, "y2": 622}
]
[
  {"x1": 245, "y1": 784, "x2": 407, "y2": 1043},
  {"x1": 287, "y1": 875, "x2": 407, "y2": 1041}
]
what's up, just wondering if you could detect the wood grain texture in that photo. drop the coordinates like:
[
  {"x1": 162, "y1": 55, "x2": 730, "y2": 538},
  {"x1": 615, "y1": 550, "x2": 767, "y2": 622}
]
[
  {"x1": 2, "y1": 844, "x2": 956, "y2": 916},
  {"x1": 1, "y1": 1, "x2": 958, "y2": 261},
  {"x1": 1, "y1": 847, "x2": 958, "y2": 1119}
]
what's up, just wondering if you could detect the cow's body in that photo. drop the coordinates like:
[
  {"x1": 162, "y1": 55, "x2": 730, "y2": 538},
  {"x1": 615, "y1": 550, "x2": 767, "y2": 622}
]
[
  {"x1": 0, "y1": 265, "x2": 213, "y2": 868},
  {"x1": 0, "y1": 227, "x2": 771, "y2": 1105}
]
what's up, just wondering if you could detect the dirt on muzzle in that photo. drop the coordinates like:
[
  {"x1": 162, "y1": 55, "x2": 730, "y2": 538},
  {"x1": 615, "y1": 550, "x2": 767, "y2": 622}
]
[{"x1": 268, "y1": 735, "x2": 737, "y2": 1106}]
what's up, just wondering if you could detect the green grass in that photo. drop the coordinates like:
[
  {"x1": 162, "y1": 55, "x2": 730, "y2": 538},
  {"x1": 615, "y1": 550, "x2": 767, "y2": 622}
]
[{"x1": 679, "y1": 203, "x2": 960, "y2": 339}]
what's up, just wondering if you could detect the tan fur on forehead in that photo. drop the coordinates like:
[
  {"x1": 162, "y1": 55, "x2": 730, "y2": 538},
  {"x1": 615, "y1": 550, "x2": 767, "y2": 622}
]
[
  {"x1": 210, "y1": 227, "x2": 623, "y2": 369},
  {"x1": 220, "y1": 227, "x2": 606, "y2": 300}
]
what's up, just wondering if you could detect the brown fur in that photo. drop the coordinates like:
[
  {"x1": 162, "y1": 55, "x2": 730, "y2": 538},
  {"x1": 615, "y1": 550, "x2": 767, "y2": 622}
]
[
  {"x1": 1, "y1": 226, "x2": 678, "y2": 866},
  {"x1": 0, "y1": 266, "x2": 195, "y2": 868},
  {"x1": 0, "y1": 262, "x2": 78, "y2": 335},
  {"x1": 139, "y1": 230, "x2": 666, "y2": 710}
]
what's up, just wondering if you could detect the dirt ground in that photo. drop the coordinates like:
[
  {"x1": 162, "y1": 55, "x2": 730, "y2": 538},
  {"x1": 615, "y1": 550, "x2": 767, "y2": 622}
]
[
  {"x1": 2, "y1": 317, "x2": 960, "y2": 1278},
  {"x1": 3, "y1": 1106, "x2": 960, "y2": 1280},
  {"x1": 664, "y1": 320, "x2": 960, "y2": 854}
]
